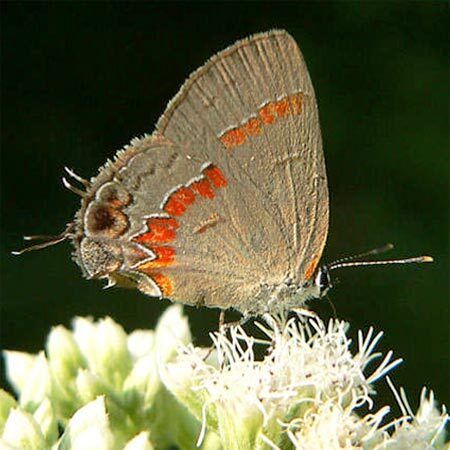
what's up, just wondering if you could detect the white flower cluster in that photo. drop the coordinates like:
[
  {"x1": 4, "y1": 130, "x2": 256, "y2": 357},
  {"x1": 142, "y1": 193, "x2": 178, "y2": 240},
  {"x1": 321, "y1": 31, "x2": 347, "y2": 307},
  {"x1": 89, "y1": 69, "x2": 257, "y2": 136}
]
[
  {"x1": 1, "y1": 305, "x2": 448, "y2": 449},
  {"x1": 1, "y1": 306, "x2": 216, "y2": 450}
]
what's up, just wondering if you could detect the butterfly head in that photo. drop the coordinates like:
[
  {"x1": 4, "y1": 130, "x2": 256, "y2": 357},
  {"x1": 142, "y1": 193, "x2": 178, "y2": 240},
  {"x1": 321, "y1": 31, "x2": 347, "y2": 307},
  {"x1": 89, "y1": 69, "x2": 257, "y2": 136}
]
[
  {"x1": 314, "y1": 265, "x2": 332, "y2": 298},
  {"x1": 310, "y1": 243, "x2": 433, "y2": 302}
]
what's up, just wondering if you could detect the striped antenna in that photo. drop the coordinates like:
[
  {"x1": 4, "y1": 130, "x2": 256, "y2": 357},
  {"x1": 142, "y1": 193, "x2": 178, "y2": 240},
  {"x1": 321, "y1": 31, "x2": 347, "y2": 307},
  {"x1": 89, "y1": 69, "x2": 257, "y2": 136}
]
[
  {"x1": 329, "y1": 243, "x2": 394, "y2": 267},
  {"x1": 328, "y1": 245, "x2": 433, "y2": 271},
  {"x1": 11, "y1": 223, "x2": 74, "y2": 255}
]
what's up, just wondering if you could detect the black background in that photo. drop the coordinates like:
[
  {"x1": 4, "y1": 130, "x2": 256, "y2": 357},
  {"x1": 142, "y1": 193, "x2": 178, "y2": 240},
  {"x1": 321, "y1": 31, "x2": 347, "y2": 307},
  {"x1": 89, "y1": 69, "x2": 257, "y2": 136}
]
[{"x1": 2, "y1": 2, "x2": 448, "y2": 415}]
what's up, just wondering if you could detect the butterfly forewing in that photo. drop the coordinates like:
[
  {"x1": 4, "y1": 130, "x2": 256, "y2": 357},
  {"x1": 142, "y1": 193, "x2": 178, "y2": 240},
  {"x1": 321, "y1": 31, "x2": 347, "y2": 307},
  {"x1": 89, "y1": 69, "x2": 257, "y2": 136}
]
[{"x1": 156, "y1": 30, "x2": 329, "y2": 294}]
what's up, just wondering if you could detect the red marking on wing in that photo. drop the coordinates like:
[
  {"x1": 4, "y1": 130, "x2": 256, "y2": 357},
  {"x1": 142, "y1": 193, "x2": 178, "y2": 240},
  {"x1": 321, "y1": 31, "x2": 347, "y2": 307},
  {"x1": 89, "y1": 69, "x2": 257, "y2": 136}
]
[
  {"x1": 161, "y1": 166, "x2": 227, "y2": 216},
  {"x1": 274, "y1": 98, "x2": 290, "y2": 117},
  {"x1": 218, "y1": 92, "x2": 306, "y2": 149},
  {"x1": 244, "y1": 118, "x2": 261, "y2": 136},
  {"x1": 133, "y1": 218, "x2": 177, "y2": 297},
  {"x1": 149, "y1": 217, "x2": 179, "y2": 230},
  {"x1": 164, "y1": 186, "x2": 196, "y2": 216},
  {"x1": 191, "y1": 178, "x2": 215, "y2": 199},
  {"x1": 220, "y1": 119, "x2": 263, "y2": 149},
  {"x1": 152, "y1": 273, "x2": 173, "y2": 296},
  {"x1": 154, "y1": 245, "x2": 175, "y2": 263},
  {"x1": 176, "y1": 186, "x2": 196, "y2": 205},
  {"x1": 304, "y1": 256, "x2": 320, "y2": 281},
  {"x1": 133, "y1": 163, "x2": 228, "y2": 298},
  {"x1": 133, "y1": 217, "x2": 179, "y2": 245},
  {"x1": 259, "y1": 103, "x2": 277, "y2": 124},
  {"x1": 220, "y1": 128, "x2": 246, "y2": 149},
  {"x1": 203, "y1": 165, "x2": 227, "y2": 188},
  {"x1": 164, "y1": 197, "x2": 185, "y2": 216}
]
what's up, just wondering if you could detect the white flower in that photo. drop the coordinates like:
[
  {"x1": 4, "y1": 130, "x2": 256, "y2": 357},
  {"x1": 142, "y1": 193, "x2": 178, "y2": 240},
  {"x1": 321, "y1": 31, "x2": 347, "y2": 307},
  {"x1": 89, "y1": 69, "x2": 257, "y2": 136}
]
[
  {"x1": 124, "y1": 304, "x2": 190, "y2": 407},
  {"x1": 286, "y1": 397, "x2": 389, "y2": 449},
  {"x1": 0, "y1": 390, "x2": 57, "y2": 448},
  {"x1": 31, "y1": 399, "x2": 58, "y2": 445},
  {"x1": 123, "y1": 431, "x2": 154, "y2": 450},
  {"x1": 4, "y1": 351, "x2": 51, "y2": 411},
  {"x1": 162, "y1": 311, "x2": 448, "y2": 449},
  {"x1": 379, "y1": 380, "x2": 449, "y2": 449},
  {"x1": 58, "y1": 396, "x2": 114, "y2": 450},
  {"x1": 2, "y1": 305, "x2": 213, "y2": 449},
  {"x1": 72, "y1": 317, "x2": 132, "y2": 390},
  {"x1": 0, "y1": 388, "x2": 17, "y2": 433},
  {"x1": 1, "y1": 407, "x2": 46, "y2": 450},
  {"x1": 2, "y1": 305, "x2": 448, "y2": 449}
]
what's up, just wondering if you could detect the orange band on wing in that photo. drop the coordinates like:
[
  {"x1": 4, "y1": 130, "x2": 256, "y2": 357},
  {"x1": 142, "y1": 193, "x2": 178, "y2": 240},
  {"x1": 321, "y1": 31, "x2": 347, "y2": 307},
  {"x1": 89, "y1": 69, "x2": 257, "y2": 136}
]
[
  {"x1": 134, "y1": 224, "x2": 176, "y2": 298},
  {"x1": 133, "y1": 164, "x2": 228, "y2": 299},
  {"x1": 219, "y1": 92, "x2": 305, "y2": 149},
  {"x1": 152, "y1": 273, "x2": 173, "y2": 296},
  {"x1": 162, "y1": 164, "x2": 227, "y2": 216},
  {"x1": 133, "y1": 217, "x2": 179, "y2": 245},
  {"x1": 244, "y1": 117, "x2": 262, "y2": 136},
  {"x1": 259, "y1": 103, "x2": 276, "y2": 124},
  {"x1": 164, "y1": 186, "x2": 196, "y2": 216},
  {"x1": 304, "y1": 256, "x2": 320, "y2": 281},
  {"x1": 220, "y1": 128, "x2": 246, "y2": 148},
  {"x1": 203, "y1": 165, "x2": 227, "y2": 188},
  {"x1": 191, "y1": 178, "x2": 215, "y2": 199},
  {"x1": 274, "y1": 98, "x2": 290, "y2": 117}
]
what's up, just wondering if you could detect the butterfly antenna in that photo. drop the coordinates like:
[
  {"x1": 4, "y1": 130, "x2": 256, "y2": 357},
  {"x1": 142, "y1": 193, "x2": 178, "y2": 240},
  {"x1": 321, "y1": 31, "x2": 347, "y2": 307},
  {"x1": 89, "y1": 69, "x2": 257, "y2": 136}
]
[
  {"x1": 329, "y1": 255, "x2": 433, "y2": 271},
  {"x1": 330, "y1": 243, "x2": 394, "y2": 266},
  {"x1": 11, "y1": 223, "x2": 74, "y2": 255},
  {"x1": 12, "y1": 167, "x2": 85, "y2": 255}
]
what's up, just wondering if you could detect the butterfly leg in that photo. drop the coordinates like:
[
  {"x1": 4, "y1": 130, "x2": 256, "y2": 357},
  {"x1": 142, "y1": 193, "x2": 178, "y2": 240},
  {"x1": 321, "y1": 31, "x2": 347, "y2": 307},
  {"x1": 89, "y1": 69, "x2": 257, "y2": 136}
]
[
  {"x1": 291, "y1": 306, "x2": 319, "y2": 322},
  {"x1": 202, "y1": 312, "x2": 250, "y2": 363},
  {"x1": 219, "y1": 310, "x2": 225, "y2": 329},
  {"x1": 219, "y1": 314, "x2": 251, "y2": 332},
  {"x1": 201, "y1": 310, "x2": 226, "y2": 362},
  {"x1": 219, "y1": 310, "x2": 250, "y2": 332}
]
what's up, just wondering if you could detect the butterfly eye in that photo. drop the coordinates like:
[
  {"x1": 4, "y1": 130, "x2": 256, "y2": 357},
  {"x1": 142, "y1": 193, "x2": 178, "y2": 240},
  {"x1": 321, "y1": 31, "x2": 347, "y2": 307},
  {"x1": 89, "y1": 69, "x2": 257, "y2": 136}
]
[
  {"x1": 85, "y1": 204, "x2": 129, "y2": 237},
  {"x1": 315, "y1": 267, "x2": 331, "y2": 296}
]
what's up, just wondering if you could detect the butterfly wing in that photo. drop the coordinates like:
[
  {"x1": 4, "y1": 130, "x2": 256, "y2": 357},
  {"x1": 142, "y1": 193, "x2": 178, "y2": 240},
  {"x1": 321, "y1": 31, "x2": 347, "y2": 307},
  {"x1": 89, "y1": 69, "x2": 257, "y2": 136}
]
[
  {"x1": 76, "y1": 30, "x2": 328, "y2": 314},
  {"x1": 156, "y1": 30, "x2": 329, "y2": 294}
]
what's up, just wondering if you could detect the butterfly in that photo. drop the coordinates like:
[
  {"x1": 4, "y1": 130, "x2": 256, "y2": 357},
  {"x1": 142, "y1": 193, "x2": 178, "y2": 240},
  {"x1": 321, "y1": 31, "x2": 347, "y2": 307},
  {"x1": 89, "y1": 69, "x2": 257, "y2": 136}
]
[{"x1": 14, "y1": 30, "x2": 432, "y2": 316}]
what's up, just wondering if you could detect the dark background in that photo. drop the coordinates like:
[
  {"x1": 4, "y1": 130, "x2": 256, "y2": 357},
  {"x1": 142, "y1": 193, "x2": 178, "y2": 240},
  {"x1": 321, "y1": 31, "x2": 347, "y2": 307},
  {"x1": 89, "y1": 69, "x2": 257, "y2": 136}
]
[{"x1": 2, "y1": 2, "x2": 448, "y2": 416}]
